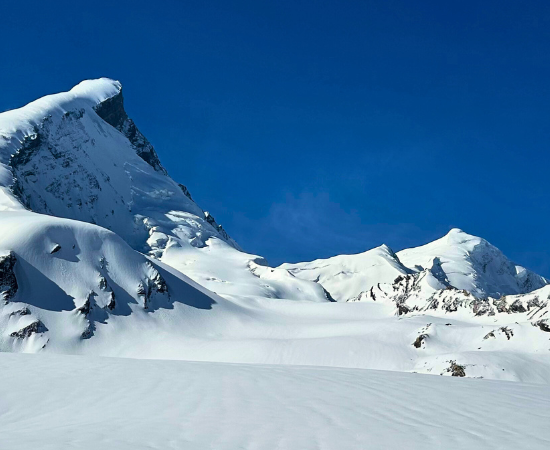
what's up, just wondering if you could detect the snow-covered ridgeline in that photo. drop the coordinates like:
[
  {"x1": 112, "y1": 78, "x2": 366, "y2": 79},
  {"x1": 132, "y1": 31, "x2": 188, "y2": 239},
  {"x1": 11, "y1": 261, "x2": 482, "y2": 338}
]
[{"x1": 283, "y1": 228, "x2": 547, "y2": 302}]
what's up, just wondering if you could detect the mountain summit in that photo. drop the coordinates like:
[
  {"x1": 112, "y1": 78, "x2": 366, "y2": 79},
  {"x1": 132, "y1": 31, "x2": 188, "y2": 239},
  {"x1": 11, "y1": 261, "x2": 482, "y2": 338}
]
[{"x1": 282, "y1": 228, "x2": 547, "y2": 301}]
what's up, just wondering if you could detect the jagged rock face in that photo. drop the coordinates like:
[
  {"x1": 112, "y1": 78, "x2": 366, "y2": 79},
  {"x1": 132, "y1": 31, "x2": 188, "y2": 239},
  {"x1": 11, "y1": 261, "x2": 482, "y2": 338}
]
[
  {"x1": 0, "y1": 251, "x2": 18, "y2": 302},
  {"x1": 10, "y1": 319, "x2": 47, "y2": 339},
  {"x1": 9, "y1": 109, "x2": 134, "y2": 234},
  {"x1": 139, "y1": 262, "x2": 170, "y2": 310},
  {"x1": 0, "y1": 251, "x2": 49, "y2": 349},
  {"x1": 94, "y1": 90, "x2": 167, "y2": 174},
  {"x1": 350, "y1": 265, "x2": 550, "y2": 322},
  {"x1": 204, "y1": 211, "x2": 231, "y2": 241}
]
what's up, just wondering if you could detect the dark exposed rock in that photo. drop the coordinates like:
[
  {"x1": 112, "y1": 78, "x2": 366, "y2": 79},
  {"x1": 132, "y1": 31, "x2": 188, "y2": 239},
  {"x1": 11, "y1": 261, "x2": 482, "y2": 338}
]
[
  {"x1": 0, "y1": 251, "x2": 18, "y2": 302},
  {"x1": 204, "y1": 211, "x2": 230, "y2": 241},
  {"x1": 447, "y1": 360, "x2": 466, "y2": 377},
  {"x1": 397, "y1": 303, "x2": 410, "y2": 316},
  {"x1": 509, "y1": 300, "x2": 527, "y2": 313},
  {"x1": 81, "y1": 324, "x2": 93, "y2": 339},
  {"x1": 76, "y1": 292, "x2": 94, "y2": 316},
  {"x1": 178, "y1": 183, "x2": 193, "y2": 201},
  {"x1": 471, "y1": 299, "x2": 492, "y2": 316},
  {"x1": 322, "y1": 287, "x2": 336, "y2": 302},
  {"x1": 138, "y1": 264, "x2": 170, "y2": 310},
  {"x1": 94, "y1": 90, "x2": 167, "y2": 174},
  {"x1": 493, "y1": 297, "x2": 508, "y2": 313},
  {"x1": 106, "y1": 291, "x2": 116, "y2": 310},
  {"x1": 98, "y1": 276, "x2": 108, "y2": 291},
  {"x1": 50, "y1": 244, "x2": 62, "y2": 254},
  {"x1": 149, "y1": 264, "x2": 169, "y2": 295},
  {"x1": 10, "y1": 129, "x2": 42, "y2": 167},
  {"x1": 10, "y1": 320, "x2": 47, "y2": 339},
  {"x1": 484, "y1": 331, "x2": 496, "y2": 340},
  {"x1": 499, "y1": 326, "x2": 514, "y2": 340},
  {"x1": 9, "y1": 307, "x2": 30, "y2": 317},
  {"x1": 533, "y1": 319, "x2": 550, "y2": 333},
  {"x1": 413, "y1": 334, "x2": 428, "y2": 348}
]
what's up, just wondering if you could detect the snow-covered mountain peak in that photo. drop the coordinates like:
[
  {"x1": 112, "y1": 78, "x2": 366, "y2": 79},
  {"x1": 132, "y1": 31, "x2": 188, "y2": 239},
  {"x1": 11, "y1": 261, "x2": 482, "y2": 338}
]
[
  {"x1": 0, "y1": 78, "x2": 120, "y2": 141},
  {"x1": 283, "y1": 228, "x2": 547, "y2": 302},
  {"x1": 375, "y1": 243, "x2": 396, "y2": 256},
  {"x1": 0, "y1": 78, "x2": 332, "y2": 305},
  {"x1": 397, "y1": 229, "x2": 547, "y2": 298}
]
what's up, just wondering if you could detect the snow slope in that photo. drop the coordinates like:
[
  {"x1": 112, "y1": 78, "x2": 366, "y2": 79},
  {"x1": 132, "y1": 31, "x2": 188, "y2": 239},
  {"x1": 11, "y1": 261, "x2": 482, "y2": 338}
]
[
  {"x1": 0, "y1": 208, "x2": 225, "y2": 353},
  {"x1": 1, "y1": 207, "x2": 548, "y2": 382},
  {"x1": 280, "y1": 244, "x2": 412, "y2": 302},
  {"x1": 0, "y1": 352, "x2": 549, "y2": 450}
]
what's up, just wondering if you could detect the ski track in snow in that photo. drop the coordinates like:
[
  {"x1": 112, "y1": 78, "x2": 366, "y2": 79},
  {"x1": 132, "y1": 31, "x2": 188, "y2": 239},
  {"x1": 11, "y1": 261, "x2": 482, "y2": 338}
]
[{"x1": 0, "y1": 352, "x2": 549, "y2": 450}]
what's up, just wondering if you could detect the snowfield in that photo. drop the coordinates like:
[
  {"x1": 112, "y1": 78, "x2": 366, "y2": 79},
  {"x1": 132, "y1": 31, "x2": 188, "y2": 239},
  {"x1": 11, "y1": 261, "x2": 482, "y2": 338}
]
[
  {"x1": 0, "y1": 352, "x2": 549, "y2": 450},
  {"x1": 0, "y1": 78, "x2": 549, "y2": 448}
]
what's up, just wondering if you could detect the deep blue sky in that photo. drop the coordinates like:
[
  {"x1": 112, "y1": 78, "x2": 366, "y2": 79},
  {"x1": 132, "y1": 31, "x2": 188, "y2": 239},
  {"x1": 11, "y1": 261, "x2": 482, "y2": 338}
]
[{"x1": 1, "y1": 0, "x2": 549, "y2": 275}]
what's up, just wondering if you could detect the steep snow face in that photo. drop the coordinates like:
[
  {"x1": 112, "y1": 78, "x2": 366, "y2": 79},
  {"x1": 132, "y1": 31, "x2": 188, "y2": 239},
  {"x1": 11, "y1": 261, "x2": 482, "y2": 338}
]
[
  {"x1": 280, "y1": 245, "x2": 412, "y2": 301},
  {"x1": 397, "y1": 228, "x2": 548, "y2": 298},
  {"x1": 0, "y1": 78, "x2": 330, "y2": 303}
]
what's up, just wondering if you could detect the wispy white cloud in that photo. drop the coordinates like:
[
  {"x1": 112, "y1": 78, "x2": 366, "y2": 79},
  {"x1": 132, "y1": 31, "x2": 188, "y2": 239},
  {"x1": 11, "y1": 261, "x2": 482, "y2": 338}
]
[{"x1": 231, "y1": 191, "x2": 429, "y2": 265}]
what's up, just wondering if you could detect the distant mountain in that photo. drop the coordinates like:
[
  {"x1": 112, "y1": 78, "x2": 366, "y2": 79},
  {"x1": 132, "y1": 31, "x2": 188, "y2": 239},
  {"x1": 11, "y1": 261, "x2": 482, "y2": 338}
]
[
  {"x1": 282, "y1": 228, "x2": 547, "y2": 301},
  {"x1": 397, "y1": 228, "x2": 547, "y2": 298},
  {"x1": 280, "y1": 244, "x2": 412, "y2": 302}
]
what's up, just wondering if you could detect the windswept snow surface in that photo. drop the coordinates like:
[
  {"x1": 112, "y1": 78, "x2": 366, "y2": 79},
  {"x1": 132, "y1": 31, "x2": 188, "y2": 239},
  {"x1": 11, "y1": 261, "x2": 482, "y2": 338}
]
[{"x1": 0, "y1": 352, "x2": 549, "y2": 450}]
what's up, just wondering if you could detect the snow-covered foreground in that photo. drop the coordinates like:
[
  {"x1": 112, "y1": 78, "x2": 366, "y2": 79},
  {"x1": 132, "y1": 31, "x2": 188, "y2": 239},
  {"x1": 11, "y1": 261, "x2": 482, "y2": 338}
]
[{"x1": 0, "y1": 352, "x2": 548, "y2": 450}]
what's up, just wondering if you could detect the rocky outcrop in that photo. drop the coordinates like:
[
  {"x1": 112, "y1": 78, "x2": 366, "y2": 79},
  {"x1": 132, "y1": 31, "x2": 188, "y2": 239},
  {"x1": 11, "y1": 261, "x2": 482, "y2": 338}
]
[
  {"x1": 0, "y1": 251, "x2": 18, "y2": 302},
  {"x1": 446, "y1": 360, "x2": 466, "y2": 377},
  {"x1": 178, "y1": 183, "x2": 193, "y2": 201},
  {"x1": 413, "y1": 334, "x2": 428, "y2": 348},
  {"x1": 350, "y1": 266, "x2": 550, "y2": 320},
  {"x1": 138, "y1": 262, "x2": 170, "y2": 310},
  {"x1": 10, "y1": 319, "x2": 47, "y2": 339},
  {"x1": 533, "y1": 319, "x2": 550, "y2": 332},
  {"x1": 94, "y1": 89, "x2": 167, "y2": 174},
  {"x1": 204, "y1": 211, "x2": 230, "y2": 241}
]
